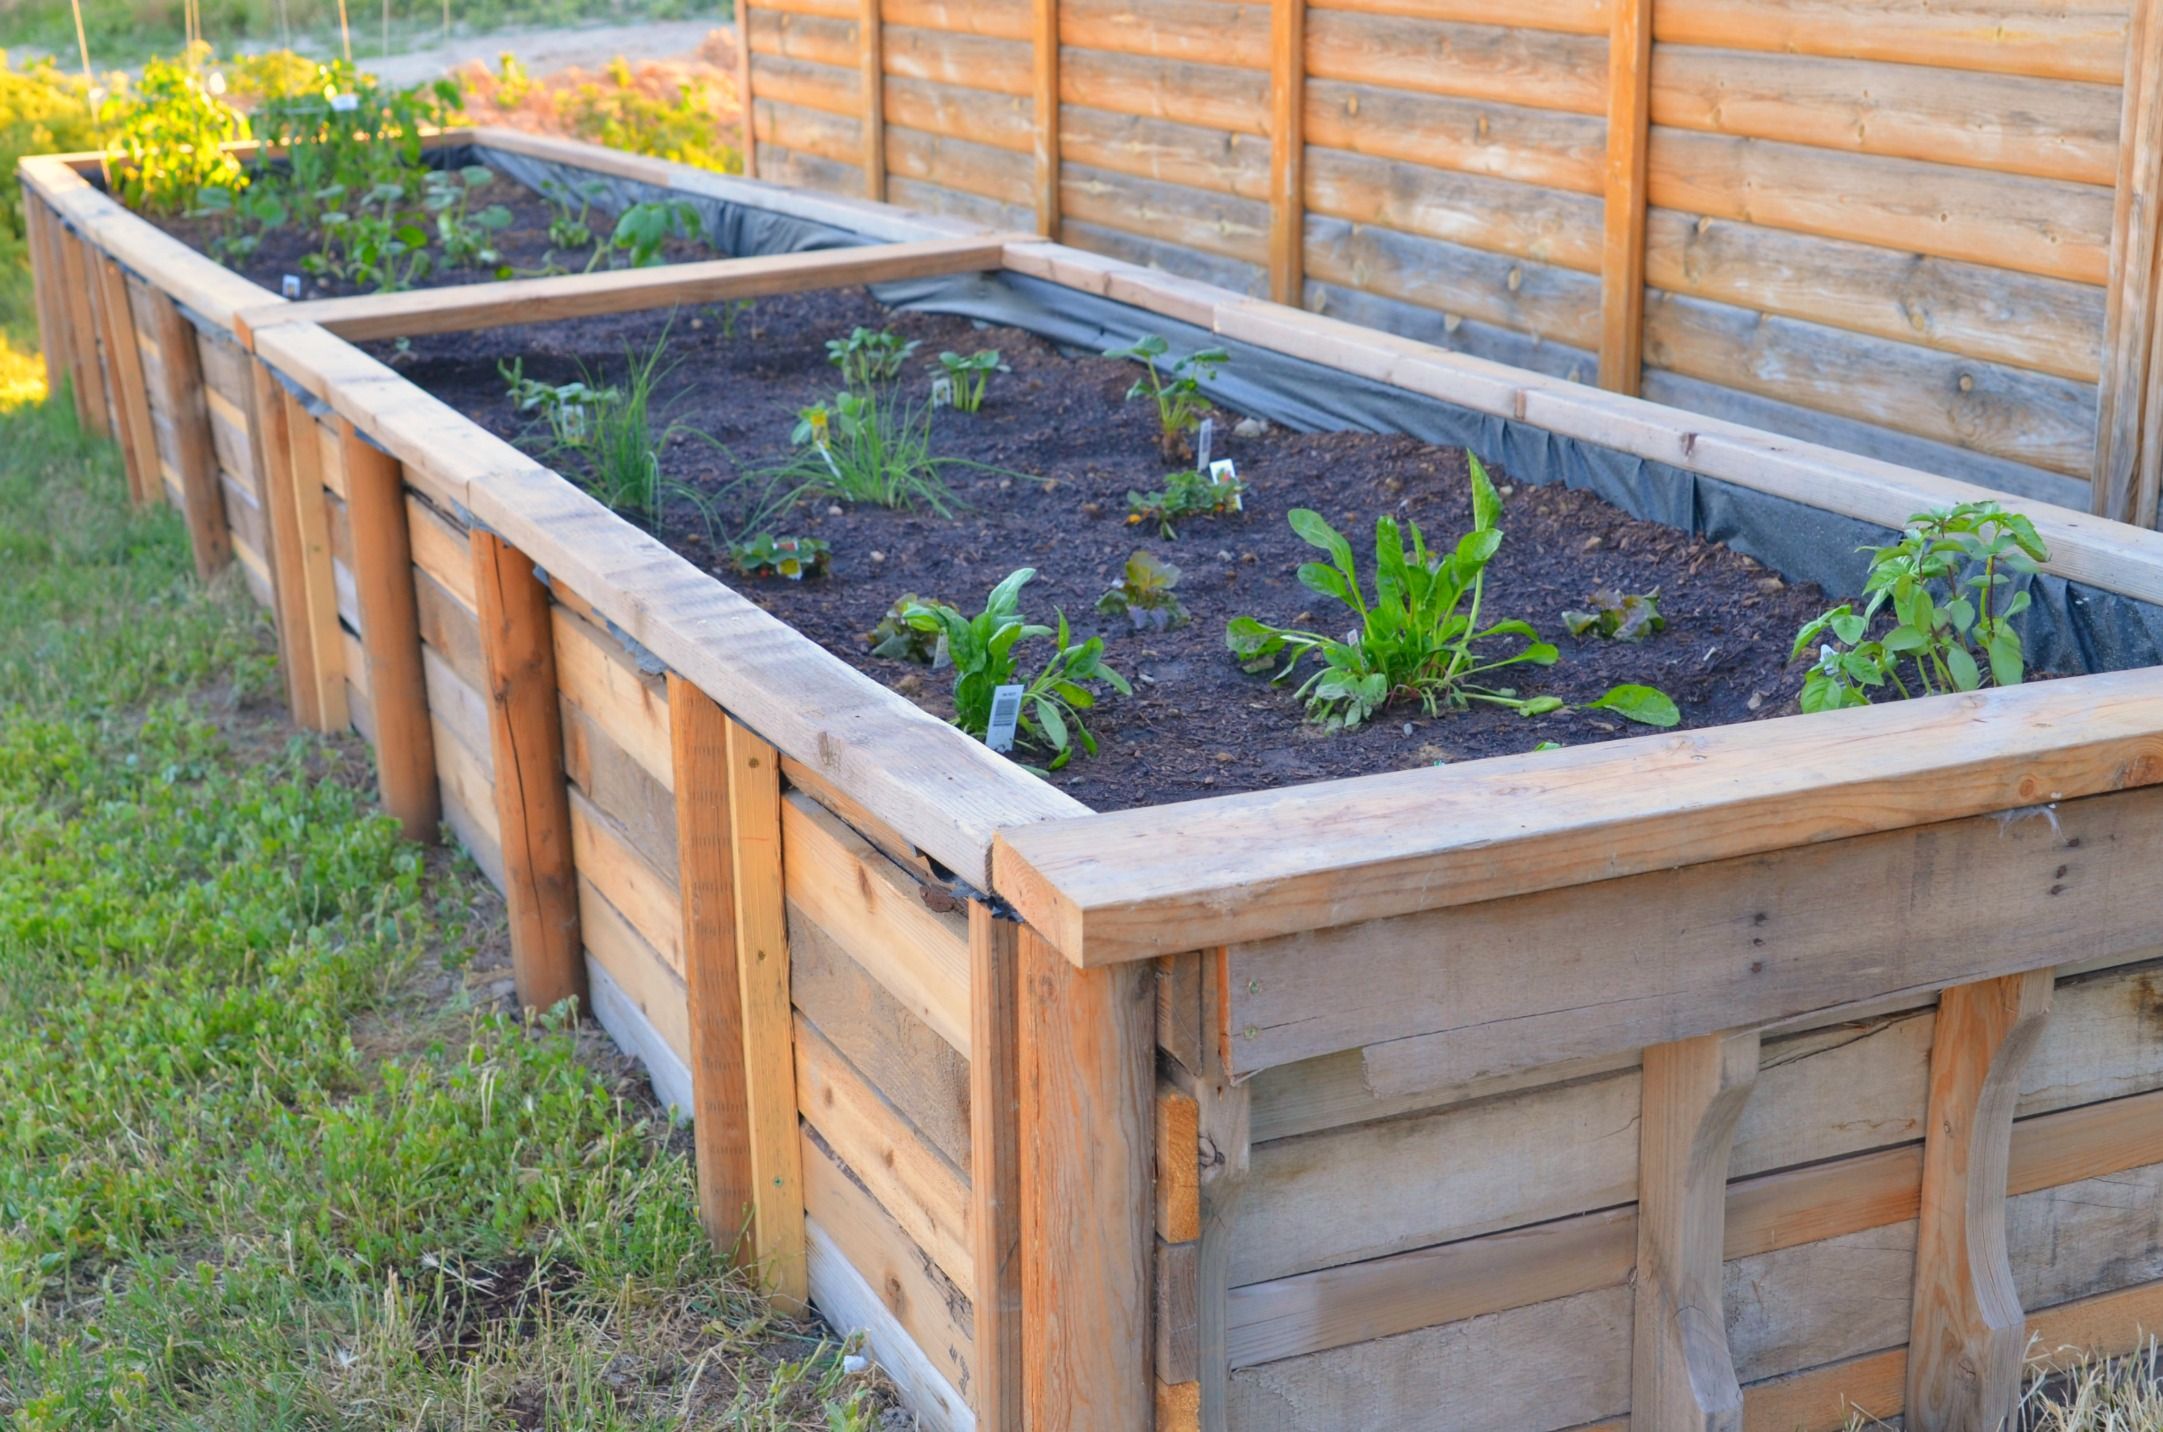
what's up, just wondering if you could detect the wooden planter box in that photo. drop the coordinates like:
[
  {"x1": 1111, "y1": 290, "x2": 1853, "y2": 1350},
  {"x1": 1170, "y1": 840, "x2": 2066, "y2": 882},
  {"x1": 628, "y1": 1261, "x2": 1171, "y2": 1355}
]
[{"x1": 21, "y1": 129, "x2": 2163, "y2": 1432}]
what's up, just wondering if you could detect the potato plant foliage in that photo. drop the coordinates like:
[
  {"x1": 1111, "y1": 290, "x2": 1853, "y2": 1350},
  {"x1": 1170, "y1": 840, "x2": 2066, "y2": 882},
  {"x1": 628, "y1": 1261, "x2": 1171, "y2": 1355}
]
[{"x1": 1228, "y1": 456, "x2": 1678, "y2": 731}]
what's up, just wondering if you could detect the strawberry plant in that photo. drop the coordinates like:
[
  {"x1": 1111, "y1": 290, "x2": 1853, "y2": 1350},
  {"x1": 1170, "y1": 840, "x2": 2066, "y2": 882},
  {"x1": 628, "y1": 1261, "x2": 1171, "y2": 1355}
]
[
  {"x1": 869, "y1": 594, "x2": 953, "y2": 663},
  {"x1": 727, "y1": 534, "x2": 829, "y2": 581},
  {"x1": 1127, "y1": 466, "x2": 1246, "y2": 539},
  {"x1": 1227, "y1": 456, "x2": 1679, "y2": 731},
  {"x1": 1096, "y1": 550, "x2": 1188, "y2": 630},
  {"x1": 902, "y1": 570, "x2": 1130, "y2": 770},
  {"x1": 1790, "y1": 500, "x2": 2048, "y2": 711},
  {"x1": 1563, "y1": 588, "x2": 1664, "y2": 641},
  {"x1": 1104, "y1": 334, "x2": 1227, "y2": 459},
  {"x1": 935, "y1": 349, "x2": 1004, "y2": 412}
]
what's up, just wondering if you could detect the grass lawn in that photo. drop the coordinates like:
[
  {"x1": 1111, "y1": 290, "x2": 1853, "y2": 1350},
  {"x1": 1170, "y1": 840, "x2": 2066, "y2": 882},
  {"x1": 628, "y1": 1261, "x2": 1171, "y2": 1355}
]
[{"x1": 0, "y1": 243, "x2": 885, "y2": 1427}]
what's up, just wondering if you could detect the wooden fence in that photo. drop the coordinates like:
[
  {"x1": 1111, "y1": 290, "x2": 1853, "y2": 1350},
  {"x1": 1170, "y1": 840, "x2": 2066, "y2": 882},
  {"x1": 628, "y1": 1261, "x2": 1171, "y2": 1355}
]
[{"x1": 735, "y1": 0, "x2": 2163, "y2": 527}]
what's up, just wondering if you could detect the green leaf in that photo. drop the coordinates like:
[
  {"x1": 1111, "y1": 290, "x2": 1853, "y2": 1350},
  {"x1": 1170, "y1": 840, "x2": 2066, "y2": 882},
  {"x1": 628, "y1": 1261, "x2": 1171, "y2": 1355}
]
[
  {"x1": 1467, "y1": 453, "x2": 1502, "y2": 532},
  {"x1": 1586, "y1": 684, "x2": 1680, "y2": 728},
  {"x1": 1946, "y1": 644, "x2": 1982, "y2": 691},
  {"x1": 1034, "y1": 699, "x2": 1069, "y2": 751},
  {"x1": 1986, "y1": 627, "x2": 2025, "y2": 686},
  {"x1": 1288, "y1": 509, "x2": 1354, "y2": 573},
  {"x1": 1830, "y1": 612, "x2": 1867, "y2": 644}
]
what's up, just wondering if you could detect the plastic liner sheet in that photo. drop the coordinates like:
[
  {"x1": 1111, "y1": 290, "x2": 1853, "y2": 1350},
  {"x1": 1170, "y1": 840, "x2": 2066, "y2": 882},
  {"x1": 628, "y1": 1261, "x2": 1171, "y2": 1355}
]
[{"x1": 476, "y1": 144, "x2": 2163, "y2": 678}]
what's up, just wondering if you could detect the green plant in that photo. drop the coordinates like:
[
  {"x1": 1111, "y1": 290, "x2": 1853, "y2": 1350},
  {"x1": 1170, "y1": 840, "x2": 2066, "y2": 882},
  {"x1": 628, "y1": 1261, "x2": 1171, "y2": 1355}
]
[
  {"x1": 935, "y1": 349, "x2": 1004, "y2": 412},
  {"x1": 527, "y1": 330, "x2": 724, "y2": 536},
  {"x1": 728, "y1": 532, "x2": 830, "y2": 580},
  {"x1": 1227, "y1": 457, "x2": 1679, "y2": 731},
  {"x1": 101, "y1": 50, "x2": 250, "y2": 216},
  {"x1": 608, "y1": 198, "x2": 698, "y2": 268},
  {"x1": 424, "y1": 163, "x2": 513, "y2": 271},
  {"x1": 1127, "y1": 465, "x2": 1246, "y2": 539},
  {"x1": 1, "y1": 54, "x2": 101, "y2": 243},
  {"x1": 1104, "y1": 333, "x2": 1227, "y2": 459},
  {"x1": 498, "y1": 356, "x2": 618, "y2": 445},
  {"x1": 827, "y1": 326, "x2": 920, "y2": 388},
  {"x1": 1563, "y1": 588, "x2": 1665, "y2": 641},
  {"x1": 1790, "y1": 500, "x2": 2048, "y2": 712},
  {"x1": 1096, "y1": 549, "x2": 1188, "y2": 630},
  {"x1": 869, "y1": 593, "x2": 952, "y2": 663},
  {"x1": 777, "y1": 389, "x2": 958, "y2": 515},
  {"x1": 716, "y1": 297, "x2": 756, "y2": 340},
  {"x1": 902, "y1": 569, "x2": 1130, "y2": 769}
]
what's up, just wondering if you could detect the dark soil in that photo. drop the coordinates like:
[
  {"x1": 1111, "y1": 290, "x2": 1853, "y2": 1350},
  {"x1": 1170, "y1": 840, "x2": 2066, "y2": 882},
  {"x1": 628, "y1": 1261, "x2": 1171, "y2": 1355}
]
[
  {"x1": 147, "y1": 171, "x2": 711, "y2": 301},
  {"x1": 376, "y1": 288, "x2": 1839, "y2": 812}
]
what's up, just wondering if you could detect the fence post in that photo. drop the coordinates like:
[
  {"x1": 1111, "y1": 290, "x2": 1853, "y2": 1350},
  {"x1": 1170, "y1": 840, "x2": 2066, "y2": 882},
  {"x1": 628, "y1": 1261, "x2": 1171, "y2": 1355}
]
[
  {"x1": 470, "y1": 529, "x2": 585, "y2": 1015},
  {"x1": 2096, "y1": 0, "x2": 2163, "y2": 526},
  {"x1": 1032, "y1": 0, "x2": 1059, "y2": 237},
  {"x1": 1906, "y1": 971, "x2": 2054, "y2": 1431},
  {"x1": 55, "y1": 224, "x2": 111, "y2": 435},
  {"x1": 970, "y1": 903, "x2": 1024, "y2": 1431},
  {"x1": 1267, "y1": 0, "x2": 1305, "y2": 308},
  {"x1": 736, "y1": 0, "x2": 759, "y2": 179},
  {"x1": 340, "y1": 420, "x2": 439, "y2": 841},
  {"x1": 1599, "y1": 0, "x2": 1654, "y2": 395},
  {"x1": 859, "y1": 0, "x2": 885, "y2": 201}
]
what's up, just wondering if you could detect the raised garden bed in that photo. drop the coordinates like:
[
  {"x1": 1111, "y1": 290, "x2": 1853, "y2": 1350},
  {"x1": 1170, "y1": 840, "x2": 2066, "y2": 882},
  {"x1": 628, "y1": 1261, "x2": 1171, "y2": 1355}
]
[{"x1": 22, "y1": 127, "x2": 2163, "y2": 1432}]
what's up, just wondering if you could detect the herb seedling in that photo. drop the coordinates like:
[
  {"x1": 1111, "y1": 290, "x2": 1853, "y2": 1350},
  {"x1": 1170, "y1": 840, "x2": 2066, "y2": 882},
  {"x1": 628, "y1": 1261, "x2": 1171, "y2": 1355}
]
[
  {"x1": 1104, "y1": 334, "x2": 1228, "y2": 459},
  {"x1": 1790, "y1": 500, "x2": 2048, "y2": 712},
  {"x1": 1096, "y1": 550, "x2": 1189, "y2": 630},
  {"x1": 1227, "y1": 456, "x2": 1679, "y2": 730},
  {"x1": 827, "y1": 327, "x2": 921, "y2": 388},
  {"x1": 777, "y1": 390, "x2": 958, "y2": 514},
  {"x1": 1127, "y1": 466, "x2": 1248, "y2": 539},
  {"x1": 869, "y1": 594, "x2": 953, "y2": 663},
  {"x1": 727, "y1": 534, "x2": 830, "y2": 581},
  {"x1": 902, "y1": 570, "x2": 1131, "y2": 769},
  {"x1": 935, "y1": 350, "x2": 1004, "y2": 412},
  {"x1": 425, "y1": 164, "x2": 513, "y2": 271},
  {"x1": 1563, "y1": 588, "x2": 1665, "y2": 642}
]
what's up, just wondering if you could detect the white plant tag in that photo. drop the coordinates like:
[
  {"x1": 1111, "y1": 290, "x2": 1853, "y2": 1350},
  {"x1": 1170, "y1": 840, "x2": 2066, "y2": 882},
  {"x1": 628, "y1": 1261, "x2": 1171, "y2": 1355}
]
[
  {"x1": 330, "y1": 92, "x2": 359, "y2": 112},
  {"x1": 985, "y1": 683, "x2": 1025, "y2": 753},
  {"x1": 1194, "y1": 417, "x2": 1215, "y2": 472},
  {"x1": 1210, "y1": 457, "x2": 1242, "y2": 510},
  {"x1": 280, "y1": 274, "x2": 302, "y2": 299},
  {"x1": 929, "y1": 375, "x2": 954, "y2": 409}
]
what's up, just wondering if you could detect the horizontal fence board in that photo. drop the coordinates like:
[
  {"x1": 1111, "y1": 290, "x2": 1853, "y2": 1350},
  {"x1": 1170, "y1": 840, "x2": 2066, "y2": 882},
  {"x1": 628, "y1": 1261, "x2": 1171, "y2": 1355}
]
[
  {"x1": 1648, "y1": 48, "x2": 2121, "y2": 185},
  {"x1": 885, "y1": 0, "x2": 1032, "y2": 38},
  {"x1": 752, "y1": 51, "x2": 865, "y2": 115},
  {"x1": 1059, "y1": 105, "x2": 1272, "y2": 199},
  {"x1": 1643, "y1": 208, "x2": 2108, "y2": 383},
  {"x1": 559, "y1": 699, "x2": 680, "y2": 877},
  {"x1": 756, "y1": 99, "x2": 867, "y2": 167},
  {"x1": 755, "y1": 140, "x2": 867, "y2": 192},
  {"x1": 886, "y1": 24, "x2": 1035, "y2": 94},
  {"x1": 220, "y1": 476, "x2": 269, "y2": 573},
  {"x1": 549, "y1": 605, "x2": 672, "y2": 787},
  {"x1": 415, "y1": 568, "x2": 486, "y2": 697},
  {"x1": 1649, "y1": 0, "x2": 2129, "y2": 84},
  {"x1": 1647, "y1": 127, "x2": 2115, "y2": 284},
  {"x1": 578, "y1": 867, "x2": 692, "y2": 1065},
  {"x1": 1060, "y1": 219, "x2": 1271, "y2": 295},
  {"x1": 762, "y1": 0, "x2": 856, "y2": 18},
  {"x1": 806, "y1": 1219, "x2": 978, "y2": 1432},
  {"x1": 1059, "y1": 0, "x2": 1273, "y2": 66},
  {"x1": 749, "y1": 9, "x2": 861, "y2": 66},
  {"x1": 887, "y1": 126, "x2": 1038, "y2": 204},
  {"x1": 1062, "y1": 164, "x2": 1272, "y2": 264},
  {"x1": 1303, "y1": 215, "x2": 1603, "y2": 348},
  {"x1": 889, "y1": 76, "x2": 1037, "y2": 152},
  {"x1": 432, "y1": 714, "x2": 504, "y2": 888},
  {"x1": 1304, "y1": 279, "x2": 1599, "y2": 380},
  {"x1": 1642, "y1": 289, "x2": 2100, "y2": 476},
  {"x1": 1059, "y1": 49, "x2": 1271, "y2": 135},
  {"x1": 206, "y1": 387, "x2": 254, "y2": 487},
  {"x1": 421, "y1": 645, "x2": 491, "y2": 763},
  {"x1": 1308, "y1": 0, "x2": 1604, "y2": 36},
  {"x1": 568, "y1": 789, "x2": 683, "y2": 978},
  {"x1": 1304, "y1": 11, "x2": 1610, "y2": 115},
  {"x1": 884, "y1": 176, "x2": 1036, "y2": 230},
  {"x1": 1304, "y1": 80, "x2": 1606, "y2": 194},
  {"x1": 1304, "y1": 147, "x2": 1604, "y2": 270}
]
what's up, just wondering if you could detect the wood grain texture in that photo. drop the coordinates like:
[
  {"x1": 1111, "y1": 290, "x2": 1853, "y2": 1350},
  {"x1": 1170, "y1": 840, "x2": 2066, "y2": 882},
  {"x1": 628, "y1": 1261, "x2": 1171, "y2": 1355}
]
[
  {"x1": 968, "y1": 904, "x2": 1022, "y2": 1429},
  {"x1": 1302, "y1": 80, "x2": 1604, "y2": 194},
  {"x1": 1018, "y1": 926, "x2": 1154, "y2": 1430},
  {"x1": 1631, "y1": 1030, "x2": 1758, "y2": 1432},
  {"x1": 1906, "y1": 971, "x2": 2054, "y2": 1431},
  {"x1": 1267, "y1": 0, "x2": 1304, "y2": 304},
  {"x1": 340, "y1": 421, "x2": 439, "y2": 840},
  {"x1": 1649, "y1": 0, "x2": 2128, "y2": 84},
  {"x1": 150, "y1": 294, "x2": 232, "y2": 581},
  {"x1": 55, "y1": 224, "x2": 110, "y2": 435},
  {"x1": 1598, "y1": 0, "x2": 1651, "y2": 392},
  {"x1": 93, "y1": 254, "x2": 157, "y2": 506},
  {"x1": 1304, "y1": 10, "x2": 1608, "y2": 114},
  {"x1": 471, "y1": 530, "x2": 584, "y2": 1014},
  {"x1": 1032, "y1": 0, "x2": 1060, "y2": 233},
  {"x1": 249, "y1": 360, "x2": 322, "y2": 727},
  {"x1": 859, "y1": 0, "x2": 884, "y2": 197},
  {"x1": 278, "y1": 392, "x2": 350, "y2": 732},
  {"x1": 2092, "y1": 0, "x2": 2163, "y2": 522}
]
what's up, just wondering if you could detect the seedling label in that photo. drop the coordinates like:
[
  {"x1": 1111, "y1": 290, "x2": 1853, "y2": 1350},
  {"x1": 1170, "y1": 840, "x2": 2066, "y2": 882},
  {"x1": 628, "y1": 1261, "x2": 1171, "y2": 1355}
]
[
  {"x1": 281, "y1": 274, "x2": 303, "y2": 299},
  {"x1": 1210, "y1": 458, "x2": 1243, "y2": 510},
  {"x1": 986, "y1": 684, "x2": 1025, "y2": 752},
  {"x1": 329, "y1": 92, "x2": 359, "y2": 112},
  {"x1": 929, "y1": 375, "x2": 954, "y2": 408},
  {"x1": 1195, "y1": 417, "x2": 1215, "y2": 472}
]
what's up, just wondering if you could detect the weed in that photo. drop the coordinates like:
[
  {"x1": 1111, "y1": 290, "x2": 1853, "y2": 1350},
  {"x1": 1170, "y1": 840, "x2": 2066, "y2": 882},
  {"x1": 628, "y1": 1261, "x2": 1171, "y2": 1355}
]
[
  {"x1": 827, "y1": 326, "x2": 920, "y2": 388},
  {"x1": 935, "y1": 349, "x2": 1004, "y2": 412},
  {"x1": 1227, "y1": 456, "x2": 1679, "y2": 730},
  {"x1": 1127, "y1": 465, "x2": 1246, "y2": 539},
  {"x1": 728, "y1": 533, "x2": 830, "y2": 581},
  {"x1": 1791, "y1": 500, "x2": 2048, "y2": 711},
  {"x1": 1563, "y1": 588, "x2": 1665, "y2": 641},
  {"x1": 1096, "y1": 549, "x2": 1189, "y2": 630},
  {"x1": 902, "y1": 570, "x2": 1130, "y2": 769},
  {"x1": 1104, "y1": 333, "x2": 1227, "y2": 459}
]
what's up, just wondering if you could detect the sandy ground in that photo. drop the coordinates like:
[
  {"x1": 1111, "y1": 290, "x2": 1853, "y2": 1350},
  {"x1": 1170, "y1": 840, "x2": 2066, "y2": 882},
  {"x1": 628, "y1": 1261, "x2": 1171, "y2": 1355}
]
[{"x1": 361, "y1": 16, "x2": 727, "y2": 85}]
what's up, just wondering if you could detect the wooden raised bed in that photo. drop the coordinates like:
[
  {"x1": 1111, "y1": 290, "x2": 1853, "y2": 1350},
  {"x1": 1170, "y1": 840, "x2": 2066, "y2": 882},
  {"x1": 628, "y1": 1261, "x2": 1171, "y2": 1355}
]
[{"x1": 21, "y1": 127, "x2": 2163, "y2": 1432}]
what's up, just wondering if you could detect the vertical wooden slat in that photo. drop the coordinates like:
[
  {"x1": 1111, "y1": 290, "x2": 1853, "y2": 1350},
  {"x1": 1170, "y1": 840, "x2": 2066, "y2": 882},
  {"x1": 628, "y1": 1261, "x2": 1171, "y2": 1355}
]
[
  {"x1": 21, "y1": 195, "x2": 69, "y2": 391},
  {"x1": 55, "y1": 225, "x2": 110, "y2": 434},
  {"x1": 470, "y1": 529, "x2": 585, "y2": 1015},
  {"x1": 668, "y1": 675, "x2": 758, "y2": 1259},
  {"x1": 1629, "y1": 1028, "x2": 1759, "y2": 1432},
  {"x1": 1906, "y1": 970, "x2": 2055, "y2": 1432},
  {"x1": 1267, "y1": 0, "x2": 1305, "y2": 306},
  {"x1": 1194, "y1": 948, "x2": 1248, "y2": 1432},
  {"x1": 341, "y1": 419, "x2": 439, "y2": 840},
  {"x1": 1019, "y1": 927, "x2": 1155, "y2": 1432},
  {"x1": 727, "y1": 716, "x2": 806, "y2": 1308},
  {"x1": 2095, "y1": 0, "x2": 2163, "y2": 524},
  {"x1": 860, "y1": 0, "x2": 885, "y2": 201},
  {"x1": 1031, "y1": 0, "x2": 1059, "y2": 236},
  {"x1": 94, "y1": 256, "x2": 159, "y2": 508},
  {"x1": 151, "y1": 294, "x2": 234, "y2": 581},
  {"x1": 1598, "y1": 0, "x2": 1654, "y2": 395},
  {"x1": 736, "y1": 0, "x2": 759, "y2": 179},
  {"x1": 278, "y1": 389, "x2": 348, "y2": 732},
  {"x1": 251, "y1": 360, "x2": 323, "y2": 726},
  {"x1": 970, "y1": 903, "x2": 1024, "y2": 1431}
]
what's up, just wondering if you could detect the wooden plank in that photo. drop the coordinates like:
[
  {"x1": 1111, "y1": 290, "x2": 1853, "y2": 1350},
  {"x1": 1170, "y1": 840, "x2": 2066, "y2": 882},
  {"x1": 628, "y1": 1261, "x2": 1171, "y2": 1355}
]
[
  {"x1": 1156, "y1": 1085, "x2": 1201, "y2": 1243},
  {"x1": 243, "y1": 239, "x2": 1011, "y2": 345},
  {"x1": 1059, "y1": 0, "x2": 1271, "y2": 65},
  {"x1": 1032, "y1": 0, "x2": 1059, "y2": 234},
  {"x1": 752, "y1": 50, "x2": 864, "y2": 116},
  {"x1": 551, "y1": 604, "x2": 672, "y2": 787},
  {"x1": 150, "y1": 294, "x2": 232, "y2": 582},
  {"x1": 1059, "y1": 50, "x2": 1270, "y2": 135},
  {"x1": 1303, "y1": 217, "x2": 1602, "y2": 349},
  {"x1": 1599, "y1": 0, "x2": 1651, "y2": 393},
  {"x1": 728, "y1": 718, "x2": 808, "y2": 1308},
  {"x1": 968, "y1": 904, "x2": 1022, "y2": 1430},
  {"x1": 406, "y1": 495, "x2": 476, "y2": 609},
  {"x1": 883, "y1": 24, "x2": 1033, "y2": 93},
  {"x1": 1218, "y1": 783, "x2": 2163, "y2": 1081},
  {"x1": 93, "y1": 255, "x2": 157, "y2": 506},
  {"x1": 471, "y1": 530, "x2": 585, "y2": 1015},
  {"x1": 886, "y1": 128, "x2": 1036, "y2": 205},
  {"x1": 1156, "y1": 1237, "x2": 1200, "y2": 1385},
  {"x1": 1303, "y1": 147, "x2": 1605, "y2": 271},
  {"x1": 1630, "y1": 1030, "x2": 1758, "y2": 1431},
  {"x1": 1059, "y1": 106, "x2": 1269, "y2": 199},
  {"x1": 739, "y1": 0, "x2": 762, "y2": 178},
  {"x1": 56, "y1": 224, "x2": 110, "y2": 435},
  {"x1": 1308, "y1": 0, "x2": 1602, "y2": 35},
  {"x1": 779, "y1": 754, "x2": 935, "y2": 876},
  {"x1": 1267, "y1": 0, "x2": 1304, "y2": 305},
  {"x1": 249, "y1": 361, "x2": 322, "y2": 727},
  {"x1": 568, "y1": 790, "x2": 682, "y2": 977},
  {"x1": 1303, "y1": 10, "x2": 1608, "y2": 114},
  {"x1": 669, "y1": 674, "x2": 757, "y2": 1262},
  {"x1": 1062, "y1": 166, "x2": 1271, "y2": 265},
  {"x1": 560, "y1": 701, "x2": 679, "y2": 875},
  {"x1": 22, "y1": 199, "x2": 68, "y2": 393},
  {"x1": 1157, "y1": 953, "x2": 1205, "y2": 1077},
  {"x1": 885, "y1": 0, "x2": 1030, "y2": 36},
  {"x1": 859, "y1": 0, "x2": 884, "y2": 198},
  {"x1": 1649, "y1": 0, "x2": 2128, "y2": 84},
  {"x1": 1906, "y1": 971, "x2": 2055, "y2": 1430},
  {"x1": 1195, "y1": 948, "x2": 1252, "y2": 1430},
  {"x1": 886, "y1": 76, "x2": 1035, "y2": 152},
  {"x1": 2094, "y1": 0, "x2": 2163, "y2": 523},
  {"x1": 990, "y1": 668, "x2": 2163, "y2": 968},
  {"x1": 806, "y1": 1219, "x2": 977, "y2": 1432},
  {"x1": 750, "y1": 7, "x2": 862, "y2": 64},
  {"x1": 340, "y1": 421, "x2": 439, "y2": 841},
  {"x1": 580, "y1": 869, "x2": 692, "y2": 1066},
  {"x1": 1017, "y1": 926, "x2": 1153, "y2": 1431},
  {"x1": 278, "y1": 391, "x2": 350, "y2": 733},
  {"x1": 1303, "y1": 80, "x2": 1605, "y2": 194}
]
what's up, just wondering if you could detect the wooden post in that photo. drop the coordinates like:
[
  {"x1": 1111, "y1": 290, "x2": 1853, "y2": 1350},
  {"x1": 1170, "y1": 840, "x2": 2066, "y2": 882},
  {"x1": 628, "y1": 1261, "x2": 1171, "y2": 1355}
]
[
  {"x1": 250, "y1": 360, "x2": 323, "y2": 727},
  {"x1": 1019, "y1": 926, "x2": 1155, "y2": 1431},
  {"x1": 340, "y1": 419, "x2": 439, "y2": 841},
  {"x1": 1194, "y1": 947, "x2": 1250, "y2": 1432},
  {"x1": 2095, "y1": 0, "x2": 2163, "y2": 525},
  {"x1": 94, "y1": 257, "x2": 159, "y2": 508},
  {"x1": 1031, "y1": 0, "x2": 1059, "y2": 237},
  {"x1": 278, "y1": 388, "x2": 348, "y2": 733},
  {"x1": 736, "y1": 0, "x2": 759, "y2": 179},
  {"x1": 1598, "y1": 0, "x2": 1654, "y2": 395},
  {"x1": 55, "y1": 225, "x2": 111, "y2": 435},
  {"x1": 21, "y1": 196, "x2": 69, "y2": 391},
  {"x1": 859, "y1": 0, "x2": 885, "y2": 201},
  {"x1": 470, "y1": 529, "x2": 585, "y2": 1016},
  {"x1": 1267, "y1": 0, "x2": 1305, "y2": 307},
  {"x1": 1630, "y1": 1028, "x2": 1759, "y2": 1432},
  {"x1": 969, "y1": 903, "x2": 1024, "y2": 1431},
  {"x1": 151, "y1": 293, "x2": 234, "y2": 582},
  {"x1": 727, "y1": 715, "x2": 806, "y2": 1307},
  {"x1": 1906, "y1": 970, "x2": 2055, "y2": 1432}
]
